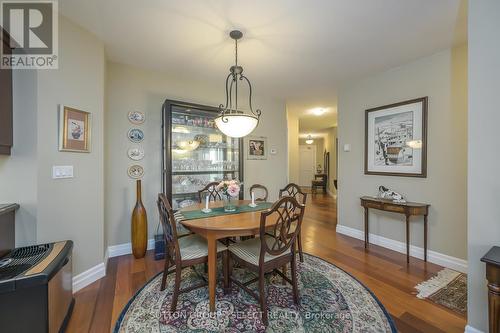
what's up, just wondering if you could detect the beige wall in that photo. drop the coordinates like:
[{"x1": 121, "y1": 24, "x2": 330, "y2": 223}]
[
  {"x1": 35, "y1": 16, "x2": 106, "y2": 275},
  {"x1": 467, "y1": 1, "x2": 500, "y2": 331},
  {"x1": 0, "y1": 69, "x2": 38, "y2": 246},
  {"x1": 287, "y1": 111, "x2": 299, "y2": 184},
  {"x1": 324, "y1": 127, "x2": 337, "y2": 193},
  {"x1": 105, "y1": 62, "x2": 287, "y2": 247},
  {"x1": 338, "y1": 45, "x2": 468, "y2": 260}
]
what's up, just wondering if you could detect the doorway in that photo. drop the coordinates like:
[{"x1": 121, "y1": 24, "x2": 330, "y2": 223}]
[{"x1": 299, "y1": 145, "x2": 316, "y2": 187}]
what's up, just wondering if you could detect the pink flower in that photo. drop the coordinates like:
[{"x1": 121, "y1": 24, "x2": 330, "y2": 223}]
[{"x1": 227, "y1": 184, "x2": 240, "y2": 197}]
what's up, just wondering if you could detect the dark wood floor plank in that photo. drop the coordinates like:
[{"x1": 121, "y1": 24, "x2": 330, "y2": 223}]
[
  {"x1": 66, "y1": 193, "x2": 466, "y2": 333},
  {"x1": 89, "y1": 257, "x2": 118, "y2": 333}
]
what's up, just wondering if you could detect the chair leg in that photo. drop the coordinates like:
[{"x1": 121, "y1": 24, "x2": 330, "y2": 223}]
[
  {"x1": 161, "y1": 253, "x2": 170, "y2": 291},
  {"x1": 281, "y1": 264, "x2": 287, "y2": 285},
  {"x1": 291, "y1": 253, "x2": 300, "y2": 305},
  {"x1": 171, "y1": 266, "x2": 182, "y2": 312},
  {"x1": 297, "y1": 231, "x2": 304, "y2": 262},
  {"x1": 258, "y1": 268, "x2": 268, "y2": 326}
]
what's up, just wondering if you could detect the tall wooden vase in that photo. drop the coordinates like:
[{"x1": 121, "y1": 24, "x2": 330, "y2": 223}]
[{"x1": 131, "y1": 179, "x2": 147, "y2": 259}]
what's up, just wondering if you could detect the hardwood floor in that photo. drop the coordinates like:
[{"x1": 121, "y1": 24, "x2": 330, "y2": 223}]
[{"x1": 66, "y1": 193, "x2": 466, "y2": 333}]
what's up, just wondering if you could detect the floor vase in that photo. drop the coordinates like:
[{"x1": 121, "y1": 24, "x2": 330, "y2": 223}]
[{"x1": 131, "y1": 179, "x2": 147, "y2": 258}]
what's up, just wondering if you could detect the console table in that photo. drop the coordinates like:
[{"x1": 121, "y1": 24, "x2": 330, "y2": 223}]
[
  {"x1": 360, "y1": 196, "x2": 430, "y2": 263},
  {"x1": 481, "y1": 246, "x2": 500, "y2": 333}
]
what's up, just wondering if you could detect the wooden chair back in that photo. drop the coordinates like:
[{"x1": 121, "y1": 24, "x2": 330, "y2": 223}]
[
  {"x1": 157, "y1": 193, "x2": 181, "y2": 264},
  {"x1": 259, "y1": 196, "x2": 305, "y2": 259},
  {"x1": 279, "y1": 183, "x2": 307, "y2": 204},
  {"x1": 197, "y1": 181, "x2": 223, "y2": 203},
  {"x1": 249, "y1": 184, "x2": 268, "y2": 202}
]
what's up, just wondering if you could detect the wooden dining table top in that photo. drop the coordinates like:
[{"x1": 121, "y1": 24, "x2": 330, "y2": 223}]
[{"x1": 179, "y1": 200, "x2": 278, "y2": 234}]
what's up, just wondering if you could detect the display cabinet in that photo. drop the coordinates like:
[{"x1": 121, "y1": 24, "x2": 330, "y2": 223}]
[{"x1": 162, "y1": 100, "x2": 244, "y2": 210}]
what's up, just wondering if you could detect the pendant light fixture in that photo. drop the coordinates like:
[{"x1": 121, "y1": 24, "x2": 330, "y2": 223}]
[
  {"x1": 215, "y1": 30, "x2": 261, "y2": 138},
  {"x1": 305, "y1": 135, "x2": 314, "y2": 144}
]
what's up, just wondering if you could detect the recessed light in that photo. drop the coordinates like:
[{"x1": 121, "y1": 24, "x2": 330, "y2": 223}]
[{"x1": 312, "y1": 108, "x2": 326, "y2": 116}]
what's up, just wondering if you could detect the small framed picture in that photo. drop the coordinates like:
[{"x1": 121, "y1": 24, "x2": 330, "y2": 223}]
[
  {"x1": 365, "y1": 97, "x2": 428, "y2": 177},
  {"x1": 247, "y1": 136, "x2": 267, "y2": 160},
  {"x1": 59, "y1": 105, "x2": 91, "y2": 153}
]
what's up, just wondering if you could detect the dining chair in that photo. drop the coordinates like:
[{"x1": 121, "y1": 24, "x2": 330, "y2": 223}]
[
  {"x1": 249, "y1": 184, "x2": 269, "y2": 202},
  {"x1": 197, "y1": 181, "x2": 223, "y2": 203},
  {"x1": 311, "y1": 174, "x2": 327, "y2": 194},
  {"x1": 226, "y1": 196, "x2": 305, "y2": 326},
  {"x1": 279, "y1": 183, "x2": 307, "y2": 262},
  {"x1": 157, "y1": 193, "x2": 227, "y2": 311}
]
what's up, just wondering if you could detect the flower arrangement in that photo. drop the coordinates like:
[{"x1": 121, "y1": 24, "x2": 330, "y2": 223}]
[{"x1": 216, "y1": 179, "x2": 241, "y2": 198}]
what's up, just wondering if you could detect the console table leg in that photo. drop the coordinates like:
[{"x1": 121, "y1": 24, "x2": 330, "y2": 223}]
[
  {"x1": 364, "y1": 207, "x2": 369, "y2": 248},
  {"x1": 424, "y1": 214, "x2": 428, "y2": 262},
  {"x1": 487, "y1": 282, "x2": 500, "y2": 333},
  {"x1": 405, "y1": 215, "x2": 410, "y2": 263}
]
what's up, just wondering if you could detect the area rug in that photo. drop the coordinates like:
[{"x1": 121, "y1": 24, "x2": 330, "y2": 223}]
[
  {"x1": 114, "y1": 253, "x2": 396, "y2": 332},
  {"x1": 415, "y1": 268, "x2": 467, "y2": 315}
]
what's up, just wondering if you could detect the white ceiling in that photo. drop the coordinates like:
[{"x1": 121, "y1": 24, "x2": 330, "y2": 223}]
[{"x1": 60, "y1": 0, "x2": 466, "y2": 133}]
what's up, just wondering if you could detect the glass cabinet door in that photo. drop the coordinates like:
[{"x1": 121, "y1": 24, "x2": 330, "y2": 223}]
[{"x1": 164, "y1": 102, "x2": 242, "y2": 210}]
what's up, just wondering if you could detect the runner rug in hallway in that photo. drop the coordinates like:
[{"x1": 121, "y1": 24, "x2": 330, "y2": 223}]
[
  {"x1": 114, "y1": 254, "x2": 396, "y2": 333},
  {"x1": 415, "y1": 268, "x2": 467, "y2": 315}
]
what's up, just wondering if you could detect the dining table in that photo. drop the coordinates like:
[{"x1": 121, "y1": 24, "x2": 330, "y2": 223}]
[{"x1": 179, "y1": 199, "x2": 277, "y2": 312}]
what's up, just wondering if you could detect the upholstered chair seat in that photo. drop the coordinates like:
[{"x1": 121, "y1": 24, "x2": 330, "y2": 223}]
[
  {"x1": 228, "y1": 236, "x2": 284, "y2": 266},
  {"x1": 179, "y1": 234, "x2": 226, "y2": 261}
]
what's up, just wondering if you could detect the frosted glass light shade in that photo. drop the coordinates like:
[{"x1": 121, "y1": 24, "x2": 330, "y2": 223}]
[{"x1": 214, "y1": 114, "x2": 258, "y2": 138}]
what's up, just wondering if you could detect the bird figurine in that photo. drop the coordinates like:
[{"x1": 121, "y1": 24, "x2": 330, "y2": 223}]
[{"x1": 378, "y1": 186, "x2": 406, "y2": 203}]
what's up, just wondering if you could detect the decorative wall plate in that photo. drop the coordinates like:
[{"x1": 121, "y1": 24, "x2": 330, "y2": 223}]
[
  {"x1": 128, "y1": 128, "x2": 144, "y2": 143},
  {"x1": 128, "y1": 111, "x2": 145, "y2": 124},
  {"x1": 128, "y1": 165, "x2": 144, "y2": 179},
  {"x1": 127, "y1": 146, "x2": 145, "y2": 161}
]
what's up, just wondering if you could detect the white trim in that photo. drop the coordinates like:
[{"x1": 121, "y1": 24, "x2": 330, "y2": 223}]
[
  {"x1": 327, "y1": 189, "x2": 337, "y2": 199},
  {"x1": 107, "y1": 238, "x2": 155, "y2": 258},
  {"x1": 465, "y1": 325, "x2": 484, "y2": 333},
  {"x1": 72, "y1": 262, "x2": 106, "y2": 293},
  {"x1": 335, "y1": 224, "x2": 468, "y2": 273},
  {"x1": 71, "y1": 238, "x2": 157, "y2": 293}
]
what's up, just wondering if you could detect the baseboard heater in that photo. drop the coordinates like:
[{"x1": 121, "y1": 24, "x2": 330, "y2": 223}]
[{"x1": 0, "y1": 240, "x2": 74, "y2": 333}]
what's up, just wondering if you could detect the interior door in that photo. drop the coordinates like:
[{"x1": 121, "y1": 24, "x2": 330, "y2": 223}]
[{"x1": 299, "y1": 145, "x2": 316, "y2": 187}]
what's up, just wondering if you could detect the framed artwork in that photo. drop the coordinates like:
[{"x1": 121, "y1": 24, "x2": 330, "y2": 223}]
[
  {"x1": 247, "y1": 136, "x2": 267, "y2": 160},
  {"x1": 365, "y1": 97, "x2": 428, "y2": 177},
  {"x1": 59, "y1": 105, "x2": 91, "y2": 153}
]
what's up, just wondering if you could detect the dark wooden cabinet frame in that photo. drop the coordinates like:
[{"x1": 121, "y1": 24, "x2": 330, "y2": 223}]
[{"x1": 161, "y1": 99, "x2": 244, "y2": 205}]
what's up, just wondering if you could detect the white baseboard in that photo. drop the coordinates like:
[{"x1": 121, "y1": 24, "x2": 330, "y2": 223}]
[
  {"x1": 107, "y1": 238, "x2": 155, "y2": 258},
  {"x1": 72, "y1": 238, "x2": 157, "y2": 293},
  {"x1": 465, "y1": 325, "x2": 484, "y2": 333},
  {"x1": 72, "y1": 262, "x2": 106, "y2": 293},
  {"x1": 335, "y1": 224, "x2": 468, "y2": 273},
  {"x1": 326, "y1": 190, "x2": 337, "y2": 199}
]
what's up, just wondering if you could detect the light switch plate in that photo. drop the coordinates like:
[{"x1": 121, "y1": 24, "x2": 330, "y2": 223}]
[
  {"x1": 343, "y1": 144, "x2": 351, "y2": 152},
  {"x1": 52, "y1": 165, "x2": 74, "y2": 179}
]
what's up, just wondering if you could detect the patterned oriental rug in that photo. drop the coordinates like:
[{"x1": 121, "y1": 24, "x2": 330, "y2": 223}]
[
  {"x1": 114, "y1": 254, "x2": 396, "y2": 332},
  {"x1": 415, "y1": 268, "x2": 467, "y2": 315}
]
